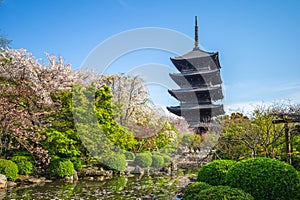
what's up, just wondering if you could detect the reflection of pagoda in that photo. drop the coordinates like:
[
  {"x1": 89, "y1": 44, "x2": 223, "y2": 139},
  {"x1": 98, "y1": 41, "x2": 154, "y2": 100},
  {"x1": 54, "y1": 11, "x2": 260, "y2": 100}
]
[{"x1": 167, "y1": 16, "x2": 224, "y2": 134}]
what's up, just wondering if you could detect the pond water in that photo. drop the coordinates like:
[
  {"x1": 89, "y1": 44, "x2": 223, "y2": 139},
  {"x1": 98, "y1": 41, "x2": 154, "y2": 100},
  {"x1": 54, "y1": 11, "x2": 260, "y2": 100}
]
[{"x1": 2, "y1": 174, "x2": 183, "y2": 200}]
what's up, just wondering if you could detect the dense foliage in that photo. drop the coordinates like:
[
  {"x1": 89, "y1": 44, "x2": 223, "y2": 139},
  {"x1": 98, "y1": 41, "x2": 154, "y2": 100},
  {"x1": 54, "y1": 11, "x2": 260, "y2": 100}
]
[
  {"x1": 124, "y1": 151, "x2": 135, "y2": 160},
  {"x1": 195, "y1": 186, "x2": 254, "y2": 200},
  {"x1": 102, "y1": 153, "x2": 126, "y2": 172},
  {"x1": 70, "y1": 157, "x2": 82, "y2": 171},
  {"x1": 162, "y1": 154, "x2": 172, "y2": 166},
  {"x1": 0, "y1": 159, "x2": 18, "y2": 180},
  {"x1": 151, "y1": 154, "x2": 165, "y2": 169},
  {"x1": 197, "y1": 159, "x2": 236, "y2": 186},
  {"x1": 216, "y1": 110, "x2": 300, "y2": 169},
  {"x1": 182, "y1": 182, "x2": 212, "y2": 200},
  {"x1": 11, "y1": 156, "x2": 34, "y2": 175},
  {"x1": 0, "y1": 48, "x2": 180, "y2": 175},
  {"x1": 47, "y1": 159, "x2": 74, "y2": 178},
  {"x1": 225, "y1": 157, "x2": 300, "y2": 200},
  {"x1": 134, "y1": 152, "x2": 152, "y2": 168}
]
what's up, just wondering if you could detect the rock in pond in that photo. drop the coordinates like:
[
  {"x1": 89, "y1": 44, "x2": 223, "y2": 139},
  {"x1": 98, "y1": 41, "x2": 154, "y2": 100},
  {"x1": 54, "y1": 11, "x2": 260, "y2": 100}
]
[{"x1": 0, "y1": 174, "x2": 7, "y2": 189}]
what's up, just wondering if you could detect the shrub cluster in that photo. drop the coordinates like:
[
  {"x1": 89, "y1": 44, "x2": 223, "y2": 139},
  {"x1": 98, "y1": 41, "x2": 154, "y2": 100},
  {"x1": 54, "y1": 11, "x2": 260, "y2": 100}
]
[
  {"x1": 183, "y1": 157, "x2": 300, "y2": 200},
  {"x1": 134, "y1": 152, "x2": 152, "y2": 168},
  {"x1": 102, "y1": 153, "x2": 126, "y2": 172},
  {"x1": 0, "y1": 159, "x2": 18, "y2": 181},
  {"x1": 225, "y1": 157, "x2": 300, "y2": 200},
  {"x1": 195, "y1": 185, "x2": 254, "y2": 200},
  {"x1": 70, "y1": 157, "x2": 82, "y2": 171},
  {"x1": 47, "y1": 159, "x2": 74, "y2": 178},
  {"x1": 124, "y1": 151, "x2": 135, "y2": 160},
  {"x1": 151, "y1": 154, "x2": 165, "y2": 169},
  {"x1": 182, "y1": 182, "x2": 212, "y2": 200},
  {"x1": 197, "y1": 159, "x2": 236, "y2": 186},
  {"x1": 11, "y1": 156, "x2": 34, "y2": 175}
]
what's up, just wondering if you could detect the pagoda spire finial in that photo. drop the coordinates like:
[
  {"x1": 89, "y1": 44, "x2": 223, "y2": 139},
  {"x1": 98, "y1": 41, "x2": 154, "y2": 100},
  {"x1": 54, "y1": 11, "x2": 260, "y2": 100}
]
[{"x1": 194, "y1": 16, "x2": 200, "y2": 50}]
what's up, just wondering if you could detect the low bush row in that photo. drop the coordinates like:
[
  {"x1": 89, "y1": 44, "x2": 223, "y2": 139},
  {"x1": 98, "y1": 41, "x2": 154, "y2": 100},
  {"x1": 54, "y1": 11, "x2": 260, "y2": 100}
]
[{"x1": 183, "y1": 157, "x2": 300, "y2": 200}]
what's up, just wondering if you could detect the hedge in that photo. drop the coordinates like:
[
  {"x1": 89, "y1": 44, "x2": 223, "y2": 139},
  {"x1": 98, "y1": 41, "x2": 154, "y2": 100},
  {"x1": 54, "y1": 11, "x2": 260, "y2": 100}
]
[
  {"x1": 195, "y1": 185, "x2": 254, "y2": 200},
  {"x1": 102, "y1": 153, "x2": 126, "y2": 172},
  {"x1": 226, "y1": 157, "x2": 300, "y2": 200},
  {"x1": 124, "y1": 151, "x2": 135, "y2": 160},
  {"x1": 11, "y1": 156, "x2": 34, "y2": 175},
  {"x1": 182, "y1": 182, "x2": 212, "y2": 200},
  {"x1": 151, "y1": 155, "x2": 165, "y2": 169},
  {"x1": 134, "y1": 152, "x2": 152, "y2": 168},
  {"x1": 0, "y1": 159, "x2": 18, "y2": 181},
  {"x1": 47, "y1": 159, "x2": 74, "y2": 178},
  {"x1": 197, "y1": 159, "x2": 236, "y2": 186}
]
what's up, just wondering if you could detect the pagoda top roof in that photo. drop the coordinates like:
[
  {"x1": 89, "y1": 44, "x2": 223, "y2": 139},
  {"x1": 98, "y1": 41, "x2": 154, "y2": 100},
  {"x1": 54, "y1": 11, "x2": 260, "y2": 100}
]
[{"x1": 171, "y1": 49, "x2": 217, "y2": 61}]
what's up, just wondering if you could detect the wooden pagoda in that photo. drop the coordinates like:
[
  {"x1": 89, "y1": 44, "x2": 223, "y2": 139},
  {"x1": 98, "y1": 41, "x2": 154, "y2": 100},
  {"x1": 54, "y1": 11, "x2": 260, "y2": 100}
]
[{"x1": 167, "y1": 16, "x2": 224, "y2": 134}]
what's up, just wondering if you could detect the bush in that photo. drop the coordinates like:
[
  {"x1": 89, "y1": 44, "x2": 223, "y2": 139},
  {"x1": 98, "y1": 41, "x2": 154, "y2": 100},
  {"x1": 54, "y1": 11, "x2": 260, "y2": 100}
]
[
  {"x1": 124, "y1": 151, "x2": 135, "y2": 160},
  {"x1": 151, "y1": 155, "x2": 165, "y2": 169},
  {"x1": 70, "y1": 157, "x2": 82, "y2": 171},
  {"x1": 195, "y1": 185, "x2": 254, "y2": 200},
  {"x1": 11, "y1": 156, "x2": 34, "y2": 175},
  {"x1": 226, "y1": 157, "x2": 300, "y2": 200},
  {"x1": 197, "y1": 159, "x2": 236, "y2": 186},
  {"x1": 182, "y1": 182, "x2": 212, "y2": 200},
  {"x1": 102, "y1": 153, "x2": 126, "y2": 172},
  {"x1": 47, "y1": 159, "x2": 74, "y2": 178},
  {"x1": 134, "y1": 152, "x2": 152, "y2": 168},
  {"x1": 0, "y1": 159, "x2": 18, "y2": 181},
  {"x1": 162, "y1": 154, "x2": 172, "y2": 166}
]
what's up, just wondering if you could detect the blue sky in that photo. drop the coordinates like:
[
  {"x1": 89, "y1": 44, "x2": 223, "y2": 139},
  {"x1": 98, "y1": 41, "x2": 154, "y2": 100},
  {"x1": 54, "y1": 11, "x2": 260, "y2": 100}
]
[{"x1": 1, "y1": 0, "x2": 300, "y2": 113}]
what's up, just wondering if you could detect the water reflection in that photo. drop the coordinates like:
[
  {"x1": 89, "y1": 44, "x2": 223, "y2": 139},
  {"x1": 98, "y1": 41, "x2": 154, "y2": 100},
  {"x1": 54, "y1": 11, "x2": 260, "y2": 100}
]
[{"x1": 4, "y1": 175, "x2": 179, "y2": 200}]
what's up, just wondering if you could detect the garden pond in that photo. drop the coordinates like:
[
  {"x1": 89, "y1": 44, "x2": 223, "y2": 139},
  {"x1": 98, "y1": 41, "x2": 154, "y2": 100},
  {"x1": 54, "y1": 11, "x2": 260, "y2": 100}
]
[{"x1": 1, "y1": 174, "x2": 186, "y2": 199}]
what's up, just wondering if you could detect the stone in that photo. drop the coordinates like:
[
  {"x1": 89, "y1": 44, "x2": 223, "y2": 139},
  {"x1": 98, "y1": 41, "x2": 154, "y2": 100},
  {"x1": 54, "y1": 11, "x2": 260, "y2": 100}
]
[
  {"x1": 163, "y1": 167, "x2": 171, "y2": 174},
  {"x1": 64, "y1": 175, "x2": 73, "y2": 182},
  {"x1": 171, "y1": 161, "x2": 177, "y2": 171},
  {"x1": 73, "y1": 170, "x2": 78, "y2": 181},
  {"x1": 78, "y1": 168, "x2": 106, "y2": 177},
  {"x1": 105, "y1": 170, "x2": 113, "y2": 177},
  {"x1": 177, "y1": 176, "x2": 191, "y2": 190},
  {"x1": 7, "y1": 181, "x2": 17, "y2": 188},
  {"x1": 131, "y1": 166, "x2": 144, "y2": 174},
  {"x1": 0, "y1": 190, "x2": 6, "y2": 200},
  {"x1": 0, "y1": 174, "x2": 7, "y2": 189},
  {"x1": 27, "y1": 177, "x2": 45, "y2": 184}
]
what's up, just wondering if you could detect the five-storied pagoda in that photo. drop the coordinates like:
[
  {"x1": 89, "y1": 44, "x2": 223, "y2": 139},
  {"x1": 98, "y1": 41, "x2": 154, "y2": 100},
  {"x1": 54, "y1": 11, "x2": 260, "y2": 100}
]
[{"x1": 167, "y1": 16, "x2": 224, "y2": 134}]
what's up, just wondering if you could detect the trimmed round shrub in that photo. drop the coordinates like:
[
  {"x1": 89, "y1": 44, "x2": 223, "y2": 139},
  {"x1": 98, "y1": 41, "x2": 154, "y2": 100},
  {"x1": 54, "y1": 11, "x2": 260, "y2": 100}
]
[
  {"x1": 47, "y1": 159, "x2": 74, "y2": 178},
  {"x1": 134, "y1": 152, "x2": 152, "y2": 168},
  {"x1": 162, "y1": 154, "x2": 172, "y2": 166},
  {"x1": 197, "y1": 159, "x2": 236, "y2": 186},
  {"x1": 195, "y1": 185, "x2": 254, "y2": 200},
  {"x1": 0, "y1": 159, "x2": 18, "y2": 181},
  {"x1": 124, "y1": 151, "x2": 135, "y2": 160},
  {"x1": 102, "y1": 153, "x2": 126, "y2": 172},
  {"x1": 70, "y1": 157, "x2": 82, "y2": 171},
  {"x1": 11, "y1": 156, "x2": 34, "y2": 175},
  {"x1": 151, "y1": 155, "x2": 165, "y2": 169},
  {"x1": 226, "y1": 157, "x2": 300, "y2": 200},
  {"x1": 182, "y1": 182, "x2": 212, "y2": 200}
]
